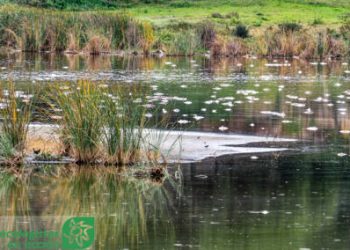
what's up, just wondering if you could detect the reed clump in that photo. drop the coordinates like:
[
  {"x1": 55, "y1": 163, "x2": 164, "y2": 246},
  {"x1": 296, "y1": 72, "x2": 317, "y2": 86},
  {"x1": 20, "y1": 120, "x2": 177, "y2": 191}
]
[
  {"x1": 47, "y1": 81, "x2": 104, "y2": 164},
  {"x1": 0, "y1": 83, "x2": 32, "y2": 165},
  {"x1": 47, "y1": 81, "x2": 166, "y2": 165},
  {"x1": 251, "y1": 25, "x2": 346, "y2": 59},
  {"x1": 0, "y1": 4, "x2": 155, "y2": 54}
]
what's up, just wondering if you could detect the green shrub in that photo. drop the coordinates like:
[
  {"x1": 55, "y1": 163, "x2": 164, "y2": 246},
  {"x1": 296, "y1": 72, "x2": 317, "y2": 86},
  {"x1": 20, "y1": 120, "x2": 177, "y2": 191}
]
[{"x1": 234, "y1": 24, "x2": 249, "y2": 39}]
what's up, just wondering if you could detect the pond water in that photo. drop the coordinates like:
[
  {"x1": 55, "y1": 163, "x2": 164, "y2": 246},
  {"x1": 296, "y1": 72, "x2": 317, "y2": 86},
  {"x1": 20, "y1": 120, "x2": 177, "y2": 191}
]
[{"x1": 1, "y1": 53, "x2": 350, "y2": 249}]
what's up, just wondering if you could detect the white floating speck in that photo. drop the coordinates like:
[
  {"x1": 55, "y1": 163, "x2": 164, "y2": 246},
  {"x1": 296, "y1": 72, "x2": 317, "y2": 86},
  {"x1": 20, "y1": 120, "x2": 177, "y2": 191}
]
[
  {"x1": 177, "y1": 119, "x2": 189, "y2": 124},
  {"x1": 193, "y1": 115, "x2": 204, "y2": 121},
  {"x1": 249, "y1": 210, "x2": 269, "y2": 215},
  {"x1": 218, "y1": 126, "x2": 228, "y2": 132},
  {"x1": 307, "y1": 127, "x2": 318, "y2": 131}
]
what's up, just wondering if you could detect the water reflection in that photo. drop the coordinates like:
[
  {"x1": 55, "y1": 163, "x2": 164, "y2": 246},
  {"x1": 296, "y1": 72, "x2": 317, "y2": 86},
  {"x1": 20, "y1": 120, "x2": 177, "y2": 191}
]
[
  {"x1": 177, "y1": 152, "x2": 350, "y2": 249},
  {"x1": 0, "y1": 151, "x2": 349, "y2": 249},
  {"x1": 0, "y1": 166, "x2": 179, "y2": 249}
]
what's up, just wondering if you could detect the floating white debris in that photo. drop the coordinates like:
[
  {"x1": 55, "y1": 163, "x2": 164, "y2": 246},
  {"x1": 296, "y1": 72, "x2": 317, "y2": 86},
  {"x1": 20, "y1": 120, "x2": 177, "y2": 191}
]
[
  {"x1": 250, "y1": 156, "x2": 258, "y2": 160},
  {"x1": 174, "y1": 243, "x2": 183, "y2": 247},
  {"x1": 260, "y1": 111, "x2": 286, "y2": 118},
  {"x1": 195, "y1": 175, "x2": 208, "y2": 179},
  {"x1": 212, "y1": 110, "x2": 217, "y2": 113},
  {"x1": 250, "y1": 123, "x2": 255, "y2": 127},
  {"x1": 304, "y1": 108, "x2": 313, "y2": 115},
  {"x1": 180, "y1": 85, "x2": 187, "y2": 88},
  {"x1": 218, "y1": 126, "x2": 228, "y2": 131},
  {"x1": 177, "y1": 119, "x2": 190, "y2": 124},
  {"x1": 291, "y1": 103, "x2": 305, "y2": 108},
  {"x1": 337, "y1": 153, "x2": 347, "y2": 157},
  {"x1": 184, "y1": 101, "x2": 192, "y2": 105},
  {"x1": 307, "y1": 127, "x2": 318, "y2": 131},
  {"x1": 335, "y1": 83, "x2": 342, "y2": 87},
  {"x1": 249, "y1": 210, "x2": 269, "y2": 215},
  {"x1": 145, "y1": 113, "x2": 153, "y2": 118},
  {"x1": 193, "y1": 115, "x2": 204, "y2": 121},
  {"x1": 201, "y1": 108, "x2": 207, "y2": 112},
  {"x1": 340, "y1": 130, "x2": 350, "y2": 134},
  {"x1": 173, "y1": 109, "x2": 180, "y2": 113},
  {"x1": 162, "y1": 109, "x2": 167, "y2": 114},
  {"x1": 222, "y1": 101, "x2": 233, "y2": 107},
  {"x1": 286, "y1": 95, "x2": 298, "y2": 100}
]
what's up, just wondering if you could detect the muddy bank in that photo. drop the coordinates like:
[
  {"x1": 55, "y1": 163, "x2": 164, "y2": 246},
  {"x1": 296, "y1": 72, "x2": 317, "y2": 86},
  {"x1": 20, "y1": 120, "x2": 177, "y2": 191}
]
[{"x1": 26, "y1": 124, "x2": 297, "y2": 164}]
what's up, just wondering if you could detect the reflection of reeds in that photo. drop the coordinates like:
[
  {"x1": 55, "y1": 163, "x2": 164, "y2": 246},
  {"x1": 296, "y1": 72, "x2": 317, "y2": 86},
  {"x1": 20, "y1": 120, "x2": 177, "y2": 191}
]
[
  {"x1": 45, "y1": 166, "x2": 176, "y2": 249},
  {"x1": 0, "y1": 165, "x2": 178, "y2": 249}
]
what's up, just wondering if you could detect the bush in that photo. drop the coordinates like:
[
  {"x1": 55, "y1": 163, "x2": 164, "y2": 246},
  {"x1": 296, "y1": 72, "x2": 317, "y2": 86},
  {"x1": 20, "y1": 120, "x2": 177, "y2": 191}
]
[
  {"x1": 233, "y1": 24, "x2": 249, "y2": 39},
  {"x1": 212, "y1": 13, "x2": 224, "y2": 19}
]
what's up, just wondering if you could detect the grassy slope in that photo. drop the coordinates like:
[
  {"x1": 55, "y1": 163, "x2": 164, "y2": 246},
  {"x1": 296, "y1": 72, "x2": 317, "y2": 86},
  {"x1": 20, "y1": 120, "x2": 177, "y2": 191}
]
[
  {"x1": 127, "y1": 0, "x2": 349, "y2": 28},
  {"x1": 0, "y1": 0, "x2": 348, "y2": 28}
]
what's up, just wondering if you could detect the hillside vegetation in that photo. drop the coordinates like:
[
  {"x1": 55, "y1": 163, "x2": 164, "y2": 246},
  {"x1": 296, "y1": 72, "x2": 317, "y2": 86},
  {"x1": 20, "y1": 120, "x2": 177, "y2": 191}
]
[{"x1": 0, "y1": 1, "x2": 350, "y2": 58}]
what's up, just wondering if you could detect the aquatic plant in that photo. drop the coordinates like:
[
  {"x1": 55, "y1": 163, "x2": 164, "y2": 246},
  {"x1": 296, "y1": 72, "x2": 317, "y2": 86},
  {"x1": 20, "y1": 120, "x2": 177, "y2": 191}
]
[
  {"x1": 48, "y1": 81, "x2": 104, "y2": 164},
  {"x1": 0, "y1": 4, "x2": 153, "y2": 54},
  {"x1": 166, "y1": 31, "x2": 199, "y2": 56},
  {"x1": 100, "y1": 85, "x2": 147, "y2": 165},
  {"x1": 197, "y1": 22, "x2": 216, "y2": 50},
  {"x1": 0, "y1": 83, "x2": 32, "y2": 165},
  {"x1": 46, "y1": 81, "x2": 172, "y2": 166},
  {"x1": 140, "y1": 22, "x2": 155, "y2": 56}
]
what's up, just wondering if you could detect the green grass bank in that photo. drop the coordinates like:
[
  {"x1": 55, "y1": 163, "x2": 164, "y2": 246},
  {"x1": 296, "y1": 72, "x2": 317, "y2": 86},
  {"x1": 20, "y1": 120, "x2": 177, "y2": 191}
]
[{"x1": 1, "y1": 1, "x2": 350, "y2": 58}]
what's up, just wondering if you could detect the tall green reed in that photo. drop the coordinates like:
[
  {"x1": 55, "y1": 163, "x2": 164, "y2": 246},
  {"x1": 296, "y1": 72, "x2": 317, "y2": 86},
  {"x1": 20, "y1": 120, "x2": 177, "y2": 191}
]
[
  {"x1": 48, "y1": 81, "x2": 104, "y2": 164},
  {"x1": 0, "y1": 82, "x2": 32, "y2": 165}
]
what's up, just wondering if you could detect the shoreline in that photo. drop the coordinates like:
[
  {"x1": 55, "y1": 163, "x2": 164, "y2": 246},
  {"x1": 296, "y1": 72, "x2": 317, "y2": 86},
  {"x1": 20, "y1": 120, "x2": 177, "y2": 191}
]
[{"x1": 22, "y1": 124, "x2": 299, "y2": 165}]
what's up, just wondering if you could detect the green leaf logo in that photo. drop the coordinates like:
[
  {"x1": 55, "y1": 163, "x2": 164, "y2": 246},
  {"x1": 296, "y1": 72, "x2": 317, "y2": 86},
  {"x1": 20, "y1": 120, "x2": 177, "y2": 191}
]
[{"x1": 62, "y1": 217, "x2": 95, "y2": 249}]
